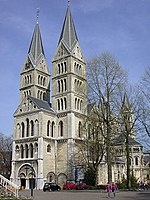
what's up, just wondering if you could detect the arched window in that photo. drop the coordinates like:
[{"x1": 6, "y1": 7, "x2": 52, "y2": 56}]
[
  {"x1": 29, "y1": 143, "x2": 34, "y2": 158},
  {"x1": 64, "y1": 98, "x2": 67, "y2": 109},
  {"x1": 21, "y1": 122, "x2": 25, "y2": 138},
  {"x1": 15, "y1": 145, "x2": 19, "y2": 154},
  {"x1": 20, "y1": 145, "x2": 24, "y2": 158},
  {"x1": 47, "y1": 144, "x2": 51, "y2": 153},
  {"x1": 61, "y1": 80, "x2": 63, "y2": 92},
  {"x1": 30, "y1": 75, "x2": 32, "y2": 83},
  {"x1": 30, "y1": 120, "x2": 34, "y2": 136},
  {"x1": 25, "y1": 76, "x2": 27, "y2": 85},
  {"x1": 58, "y1": 64, "x2": 60, "y2": 74},
  {"x1": 77, "y1": 99, "x2": 80, "y2": 110},
  {"x1": 43, "y1": 77, "x2": 45, "y2": 86},
  {"x1": 25, "y1": 144, "x2": 28, "y2": 158},
  {"x1": 61, "y1": 63, "x2": 63, "y2": 73},
  {"x1": 35, "y1": 119, "x2": 39, "y2": 136},
  {"x1": 47, "y1": 120, "x2": 50, "y2": 136},
  {"x1": 135, "y1": 157, "x2": 138, "y2": 166},
  {"x1": 64, "y1": 79, "x2": 67, "y2": 91},
  {"x1": 78, "y1": 122, "x2": 82, "y2": 137},
  {"x1": 51, "y1": 121, "x2": 55, "y2": 137},
  {"x1": 26, "y1": 118, "x2": 29, "y2": 137},
  {"x1": 37, "y1": 90, "x2": 40, "y2": 98},
  {"x1": 58, "y1": 80, "x2": 60, "y2": 92},
  {"x1": 59, "y1": 121, "x2": 63, "y2": 137},
  {"x1": 38, "y1": 75, "x2": 40, "y2": 84},
  {"x1": 61, "y1": 98, "x2": 63, "y2": 110},
  {"x1": 80, "y1": 100, "x2": 82, "y2": 111},
  {"x1": 34, "y1": 143, "x2": 38, "y2": 153},
  {"x1": 64, "y1": 62, "x2": 67, "y2": 72},
  {"x1": 43, "y1": 92, "x2": 46, "y2": 100},
  {"x1": 41, "y1": 76, "x2": 43, "y2": 85},
  {"x1": 75, "y1": 98, "x2": 77, "y2": 109},
  {"x1": 57, "y1": 99, "x2": 60, "y2": 111}
]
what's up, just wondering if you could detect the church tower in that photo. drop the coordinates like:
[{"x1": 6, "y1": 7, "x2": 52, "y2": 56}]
[
  {"x1": 10, "y1": 17, "x2": 56, "y2": 189},
  {"x1": 52, "y1": 2, "x2": 87, "y2": 180},
  {"x1": 20, "y1": 21, "x2": 50, "y2": 102}
]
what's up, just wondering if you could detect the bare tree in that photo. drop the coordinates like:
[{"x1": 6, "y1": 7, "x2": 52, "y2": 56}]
[
  {"x1": 0, "y1": 132, "x2": 12, "y2": 179},
  {"x1": 139, "y1": 67, "x2": 150, "y2": 138},
  {"x1": 86, "y1": 52, "x2": 127, "y2": 184}
]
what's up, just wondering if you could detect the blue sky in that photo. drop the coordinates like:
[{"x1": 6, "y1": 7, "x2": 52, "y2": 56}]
[{"x1": 0, "y1": 0, "x2": 150, "y2": 135}]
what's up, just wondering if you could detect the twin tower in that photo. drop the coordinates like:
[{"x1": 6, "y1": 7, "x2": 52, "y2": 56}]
[{"x1": 11, "y1": 4, "x2": 87, "y2": 189}]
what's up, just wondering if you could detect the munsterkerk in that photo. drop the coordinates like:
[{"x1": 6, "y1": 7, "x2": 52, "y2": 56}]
[{"x1": 10, "y1": 2, "x2": 146, "y2": 189}]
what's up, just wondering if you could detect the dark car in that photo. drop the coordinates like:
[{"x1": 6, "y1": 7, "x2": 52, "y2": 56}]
[
  {"x1": 63, "y1": 182, "x2": 76, "y2": 190},
  {"x1": 76, "y1": 182, "x2": 88, "y2": 190},
  {"x1": 43, "y1": 182, "x2": 61, "y2": 192}
]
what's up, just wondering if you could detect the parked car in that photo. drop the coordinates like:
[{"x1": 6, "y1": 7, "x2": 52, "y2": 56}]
[
  {"x1": 76, "y1": 182, "x2": 88, "y2": 190},
  {"x1": 43, "y1": 182, "x2": 61, "y2": 192},
  {"x1": 63, "y1": 182, "x2": 76, "y2": 190}
]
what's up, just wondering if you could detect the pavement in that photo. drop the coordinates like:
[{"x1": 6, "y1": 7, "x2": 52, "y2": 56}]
[{"x1": 19, "y1": 189, "x2": 150, "y2": 200}]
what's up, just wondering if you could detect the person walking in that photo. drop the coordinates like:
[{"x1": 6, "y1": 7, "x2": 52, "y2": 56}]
[
  {"x1": 111, "y1": 182, "x2": 117, "y2": 198},
  {"x1": 106, "y1": 183, "x2": 111, "y2": 198}
]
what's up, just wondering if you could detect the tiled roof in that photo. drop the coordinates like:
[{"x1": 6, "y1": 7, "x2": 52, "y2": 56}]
[
  {"x1": 113, "y1": 133, "x2": 142, "y2": 146},
  {"x1": 29, "y1": 96, "x2": 56, "y2": 113}
]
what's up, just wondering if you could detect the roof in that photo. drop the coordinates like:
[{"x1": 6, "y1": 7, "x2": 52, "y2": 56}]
[
  {"x1": 28, "y1": 23, "x2": 45, "y2": 66},
  {"x1": 113, "y1": 133, "x2": 142, "y2": 146},
  {"x1": 58, "y1": 5, "x2": 78, "y2": 52},
  {"x1": 28, "y1": 96, "x2": 56, "y2": 113}
]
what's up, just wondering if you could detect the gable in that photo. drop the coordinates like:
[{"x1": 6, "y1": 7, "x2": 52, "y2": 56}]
[
  {"x1": 14, "y1": 96, "x2": 55, "y2": 116},
  {"x1": 52, "y1": 42, "x2": 70, "y2": 61},
  {"x1": 14, "y1": 97, "x2": 40, "y2": 116}
]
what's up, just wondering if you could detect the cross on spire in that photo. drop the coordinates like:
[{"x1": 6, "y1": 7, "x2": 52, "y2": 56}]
[
  {"x1": 36, "y1": 8, "x2": 40, "y2": 24},
  {"x1": 68, "y1": 0, "x2": 70, "y2": 6}
]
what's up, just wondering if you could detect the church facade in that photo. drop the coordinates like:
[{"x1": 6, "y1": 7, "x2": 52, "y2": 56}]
[
  {"x1": 10, "y1": 4, "x2": 145, "y2": 190},
  {"x1": 10, "y1": 4, "x2": 87, "y2": 189}
]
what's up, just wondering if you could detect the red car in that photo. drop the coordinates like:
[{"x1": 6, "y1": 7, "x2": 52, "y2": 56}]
[
  {"x1": 76, "y1": 182, "x2": 88, "y2": 190},
  {"x1": 63, "y1": 182, "x2": 76, "y2": 190}
]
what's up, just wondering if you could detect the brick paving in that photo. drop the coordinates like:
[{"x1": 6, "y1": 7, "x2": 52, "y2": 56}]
[{"x1": 19, "y1": 189, "x2": 150, "y2": 200}]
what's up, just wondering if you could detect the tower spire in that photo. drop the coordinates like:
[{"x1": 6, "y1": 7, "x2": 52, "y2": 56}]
[{"x1": 58, "y1": 2, "x2": 78, "y2": 51}]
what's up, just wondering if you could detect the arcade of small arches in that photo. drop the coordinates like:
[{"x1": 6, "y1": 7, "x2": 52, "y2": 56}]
[
  {"x1": 24, "y1": 75, "x2": 32, "y2": 85},
  {"x1": 74, "y1": 62, "x2": 83, "y2": 75},
  {"x1": 16, "y1": 119, "x2": 39, "y2": 138},
  {"x1": 37, "y1": 90, "x2": 47, "y2": 100},
  {"x1": 74, "y1": 79, "x2": 83, "y2": 92},
  {"x1": 38, "y1": 75, "x2": 46, "y2": 86},
  {"x1": 57, "y1": 79, "x2": 67, "y2": 93},
  {"x1": 47, "y1": 120, "x2": 63, "y2": 137},
  {"x1": 15, "y1": 143, "x2": 38, "y2": 159},
  {"x1": 129, "y1": 156, "x2": 140, "y2": 166},
  {"x1": 57, "y1": 62, "x2": 67, "y2": 74},
  {"x1": 75, "y1": 98, "x2": 83, "y2": 111},
  {"x1": 57, "y1": 98, "x2": 67, "y2": 111}
]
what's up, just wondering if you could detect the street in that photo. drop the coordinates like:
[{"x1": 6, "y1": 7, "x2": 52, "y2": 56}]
[{"x1": 19, "y1": 189, "x2": 150, "y2": 200}]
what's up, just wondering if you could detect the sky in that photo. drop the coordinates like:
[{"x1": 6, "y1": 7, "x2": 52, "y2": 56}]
[{"x1": 0, "y1": 0, "x2": 150, "y2": 136}]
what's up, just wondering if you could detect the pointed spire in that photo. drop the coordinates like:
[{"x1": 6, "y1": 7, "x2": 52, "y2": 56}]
[
  {"x1": 28, "y1": 13, "x2": 45, "y2": 66},
  {"x1": 58, "y1": 2, "x2": 78, "y2": 51}
]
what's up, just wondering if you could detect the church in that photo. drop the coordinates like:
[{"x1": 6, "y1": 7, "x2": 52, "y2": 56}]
[
  {"x1": 10, "y1": 3, "x2": 87, "y2": 189},
  {"x1": 10, "y1": 3, "x2": 145, "y2": 190}
]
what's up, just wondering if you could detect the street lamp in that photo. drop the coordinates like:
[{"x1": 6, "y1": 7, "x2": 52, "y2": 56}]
[{"x1": 30, "y1": 162, "x2": 34, "y2": 197}]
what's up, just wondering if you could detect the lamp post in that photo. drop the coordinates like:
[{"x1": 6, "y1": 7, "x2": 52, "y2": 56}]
[{"x1": 30, "y1": 162, "x2": 34, "y2": 197}]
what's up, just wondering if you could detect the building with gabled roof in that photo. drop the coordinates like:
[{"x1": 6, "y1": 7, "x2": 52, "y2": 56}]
[{"x1": 10, "y1": 2, "x2": 87, "y2": 189}]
